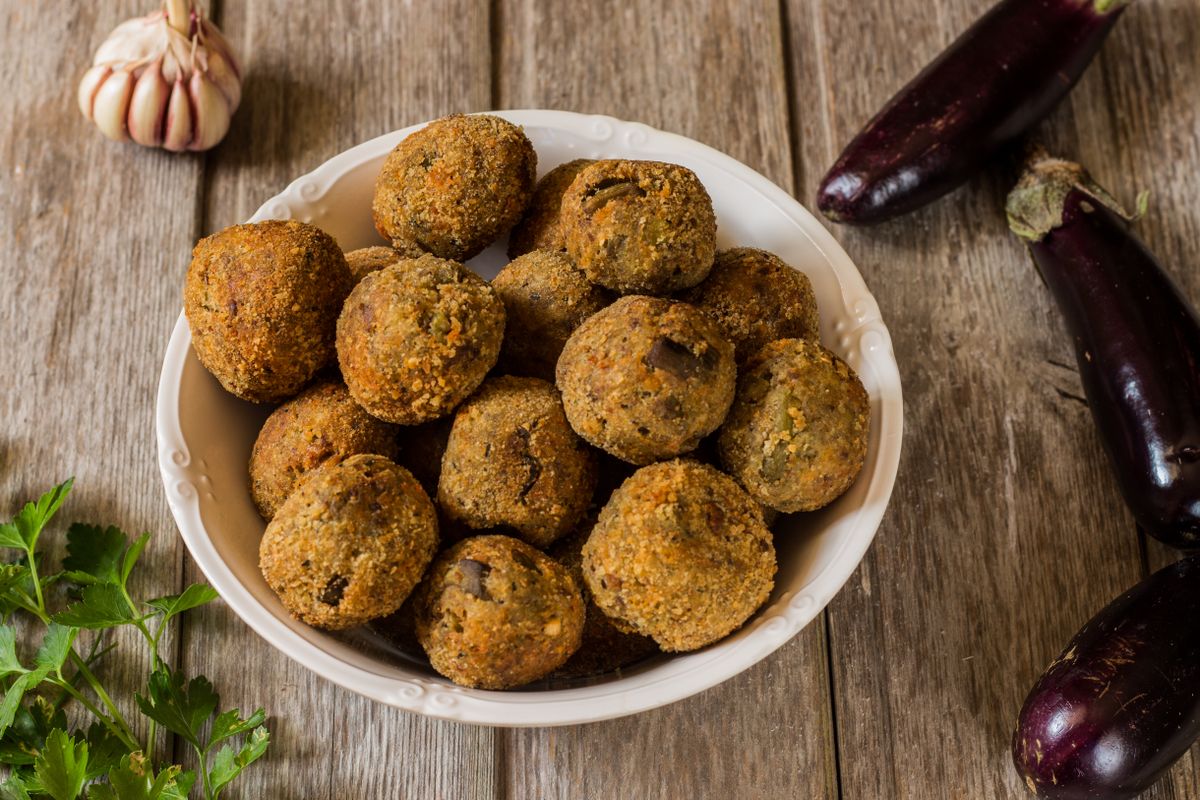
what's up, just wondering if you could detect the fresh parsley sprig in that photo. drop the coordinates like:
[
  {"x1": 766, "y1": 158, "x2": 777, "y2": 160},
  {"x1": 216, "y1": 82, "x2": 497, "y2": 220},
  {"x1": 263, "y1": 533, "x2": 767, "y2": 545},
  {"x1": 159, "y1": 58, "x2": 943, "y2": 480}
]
[{"x1": 0, "y1": 480, "x2": 269, "y2": 799}]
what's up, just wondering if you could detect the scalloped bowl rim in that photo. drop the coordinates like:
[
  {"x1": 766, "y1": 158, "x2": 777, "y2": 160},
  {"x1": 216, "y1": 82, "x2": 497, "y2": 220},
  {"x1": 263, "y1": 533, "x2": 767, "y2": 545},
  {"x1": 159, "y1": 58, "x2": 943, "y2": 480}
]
[{"x1": 156, "y1": 110, "x2": 903, "y2": 727}]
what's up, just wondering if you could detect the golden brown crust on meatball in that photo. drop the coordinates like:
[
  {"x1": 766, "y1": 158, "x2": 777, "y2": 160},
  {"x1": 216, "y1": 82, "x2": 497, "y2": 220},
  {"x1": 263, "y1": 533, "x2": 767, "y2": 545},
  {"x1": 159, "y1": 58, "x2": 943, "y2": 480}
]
[
  {"x1": 336, "y1": 255, "x2": 505, "y2": 425},
  {"x1": 492, "y1": 249, "x2": 611, "y2": 381},
  {"x1": 718, "y1": 338, "x2": 869, "y2": 513},
  {"x1": 556, "y1": 296, "x2": 735, "y2": 464},
  {"x1": 249, "y1": 380, "x2": 399, "y2": 520},
  {"x1": 415, "y1": 535, "x2": 585, "y2": 689},
  {"x1": 550, "y1": 524, "x2": 657, "y2": 678},
  {"x1": 259, "y1": 454, "x2": 439, "y2": 630},
  {"x1": 372, "y1": 114, "x2": 537, "y2": 261},
  {"x1": 581, "y1": 460, "x2": 775, "y2": 652},
  {"x1": 560, "y1": 160, "x2": 716, "y2": 295},
  {"x1": 680, "y1": 247, "x2": 820, "y2": 363},
  {"x1": 344, "y1": 245, "x2": 402, "y2": 286},
  {"x1": 439, "y1": 376, "x2": 596, "y2": 548},
  {"x1": 185, "y1": 220, "x2": 352, "y2": 403},
  {"x1": 507, "y1": 159, "x2": 595, "y2": 258}
]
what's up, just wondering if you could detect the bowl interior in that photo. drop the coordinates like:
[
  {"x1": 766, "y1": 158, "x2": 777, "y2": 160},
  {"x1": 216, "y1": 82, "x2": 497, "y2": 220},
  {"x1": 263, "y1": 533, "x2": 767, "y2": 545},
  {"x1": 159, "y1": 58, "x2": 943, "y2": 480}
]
[{"x1": 159, "y1": 110, "x2": 902, "y2": 725}]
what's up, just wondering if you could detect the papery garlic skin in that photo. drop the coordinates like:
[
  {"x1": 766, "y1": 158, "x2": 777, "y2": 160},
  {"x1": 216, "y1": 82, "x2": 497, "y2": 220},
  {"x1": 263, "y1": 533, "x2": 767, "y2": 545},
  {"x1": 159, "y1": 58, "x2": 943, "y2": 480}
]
[{"x1": 79, "y1": 3, "x2": 241, "y2": 153}]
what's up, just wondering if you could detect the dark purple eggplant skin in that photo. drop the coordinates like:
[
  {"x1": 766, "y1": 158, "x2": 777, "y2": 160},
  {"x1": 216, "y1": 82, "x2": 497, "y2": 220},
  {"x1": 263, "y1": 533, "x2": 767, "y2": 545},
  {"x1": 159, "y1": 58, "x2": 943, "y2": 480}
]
[
  {"x1": 1013, "y1": 555, "x2": 1200, "y2": 799},
  {"x1": 816, "y1": 0, "x2": 1129, "y2": 225},
  {"x1": 1008, "y1": 154, "x2": 1200, "y2": 549}
]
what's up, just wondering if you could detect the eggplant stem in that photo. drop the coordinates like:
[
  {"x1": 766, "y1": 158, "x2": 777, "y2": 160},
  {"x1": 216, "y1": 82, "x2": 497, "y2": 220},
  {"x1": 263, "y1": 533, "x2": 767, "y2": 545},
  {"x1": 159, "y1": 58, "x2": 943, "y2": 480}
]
[
  {"x1": 1006, "y1": 146, "x2": 1137, "y2": 242},
  {"x1": 165, "y1": 0, "x2": 192, "y2": 36},
  {"x1": 1093, "y1": 0, "x2": 1134, "y2": 13}
]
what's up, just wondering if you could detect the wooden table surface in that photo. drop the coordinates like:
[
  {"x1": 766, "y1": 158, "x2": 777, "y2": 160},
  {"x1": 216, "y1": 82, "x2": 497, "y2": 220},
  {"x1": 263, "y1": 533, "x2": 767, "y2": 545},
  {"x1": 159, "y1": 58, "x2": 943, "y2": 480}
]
[{"x1": 3, "y1": 0, "x2": 1199, "y2": 797}]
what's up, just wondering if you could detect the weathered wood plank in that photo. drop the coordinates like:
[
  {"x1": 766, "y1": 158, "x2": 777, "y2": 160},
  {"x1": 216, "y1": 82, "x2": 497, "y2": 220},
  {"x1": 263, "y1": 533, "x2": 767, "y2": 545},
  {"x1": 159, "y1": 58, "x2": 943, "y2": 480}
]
[
  {"x1": 0, "y1": 0, "x2": 197, "y2": 753},
  {"x1": 182, "y1": 1, "x2": 497, "y2": 797},
  {"x1": 495, "y1": 2, "x2": 837, "y2": 798},
  {"x1": 781, "y1": 0, "x2": 1186, "y2": 796}
]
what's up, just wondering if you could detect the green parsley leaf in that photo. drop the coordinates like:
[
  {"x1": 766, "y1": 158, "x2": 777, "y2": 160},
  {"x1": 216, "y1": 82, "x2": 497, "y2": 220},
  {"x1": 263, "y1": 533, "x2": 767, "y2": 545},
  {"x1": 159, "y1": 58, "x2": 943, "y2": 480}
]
[
  {"x1": 0, "y1": 694, "x2": 69, "y2": 767},
  {"x1": 0, "y1": 774, "x2": 31, "y2": 800},
  {"x1": 207, "y1": 707, "x2": 267, "y2": 752},
  {"x1": 93, "y1": 754, "x2": 192, "y2": 800},
  {"x1": 119, "y1": 534, "x2": 150, "y2": 588},
  {"x1": 207, "y1": 726, "x2": 269, "y2": 798},
  {"x1": 0, "y1": 670, "x2": 50, "y2": 738},
  {"x1": 144, "y1": 585, "x2": 218, "y2": 625},
  {"x1": 0, "y1": 526, "x2": 24, "y2": 552},
  {"x1": 33, "y1": 728, "x2": 88, "y2": 800},
  {"x1": 6, "y1": 481, "x2": 73, "y2": 553},
  {"x1": 135, "y1": 668, "x2": 217, "y2": 748},
  {"x1": 34, "y1": 625, "x2": 78, "y2": 674},
  {"x1": 63, "y1": 525, "x2": 127, "y2": 586},
  {"x1": 52, "y1": 585, "x2": 135, "y2": 629},
  {"x1": 0, "y1": 626, "x2": 24, "y2": 677},
  {"x1": 81, "y1": 722, "x2": 128, "y2": 782}
]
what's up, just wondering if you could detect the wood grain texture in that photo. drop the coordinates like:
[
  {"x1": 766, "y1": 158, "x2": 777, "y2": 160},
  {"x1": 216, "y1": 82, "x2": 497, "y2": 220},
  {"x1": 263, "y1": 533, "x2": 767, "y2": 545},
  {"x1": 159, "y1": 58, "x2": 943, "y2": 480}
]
[
  {"x1": 179, "y1": 1, "x2": 497, "y2": 798},
  {"x1": 782, "y1": 0, "x2": 1200, "y2": 797},
  {"x1": 496, "y1": 2, "x2": 836, "y2": 798},
  {"x1": 3, "y1": 0, "x2": 1200, "y2": 797},
  {"x1": 0, "y1": 0, "x2": 196, "y2": 754}
]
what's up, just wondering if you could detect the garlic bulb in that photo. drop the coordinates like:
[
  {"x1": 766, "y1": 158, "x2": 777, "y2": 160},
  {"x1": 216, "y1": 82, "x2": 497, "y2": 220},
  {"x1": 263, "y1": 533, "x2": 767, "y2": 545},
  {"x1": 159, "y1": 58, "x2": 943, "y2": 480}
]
[{"x1": 78, "y1": 0, "x2": 241, "y2": 152}]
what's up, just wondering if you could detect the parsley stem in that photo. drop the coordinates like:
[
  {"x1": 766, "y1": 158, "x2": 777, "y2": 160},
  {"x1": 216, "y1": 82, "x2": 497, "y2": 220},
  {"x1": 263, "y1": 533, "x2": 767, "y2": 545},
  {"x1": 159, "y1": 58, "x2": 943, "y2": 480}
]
[
  {"x1": 24, "y1": 546, "x2": 46, "y2": 617},
  {"x1": 53, "y1": 677, "x2": 139, "y2": 752},
  {"x1": 68, "y1": 650, "x2": 138, "y2": 747},
  {"x1": 198, "y1": 747, "x2": 214, "y2": 800}
]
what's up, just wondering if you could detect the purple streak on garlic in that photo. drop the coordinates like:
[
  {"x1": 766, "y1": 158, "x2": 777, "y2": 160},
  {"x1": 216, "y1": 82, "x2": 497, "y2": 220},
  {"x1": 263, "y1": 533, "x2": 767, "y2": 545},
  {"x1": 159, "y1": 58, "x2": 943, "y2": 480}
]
[{"x1": 78, "y1": 1, "x2": 241, "y2": 153}]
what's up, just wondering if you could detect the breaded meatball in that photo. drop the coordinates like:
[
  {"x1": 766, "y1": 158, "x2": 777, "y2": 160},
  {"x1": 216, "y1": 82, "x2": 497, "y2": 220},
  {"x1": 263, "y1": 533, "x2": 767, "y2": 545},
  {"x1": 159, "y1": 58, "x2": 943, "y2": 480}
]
[
  {"x1": 550, "y1": 524, "x2": 657, "y2": 678},
  {"x1": 259, "y1": 455, "x2": 438, "y2": 630},
  {"x1": 492, "y1": 249, "x2": 611, "y2": 380},
  {"x1": 560, "y1": 160, "x2": 716, "y2": 295},
  {"x1": 344, "y1": 245, "x2": 401, "y2": 285},
  {"x1": 372, "y1": 114, "x2": 537, "y2": 261},
  {"x1": 336, "y1": 255, "x2": 505, "y2": 424},
  {"x1": 582, "y1": 460, "x2": 776, "y2": 652},
  {"x1": 718, "y1": 338, "x2": 870, "y2": 513},
  {"x1": 185, "y1": 220, "x2": 352, "y2": 403},
  {"x1": 507, "y1": 159, "x2": 594, "y2": 258},
  {"x1": 415, "y1": 535, "x2": 585, "y2": 689},
  {"x1": 439, "y1": 377, "x2": 596, "y2": 548},
  {"x1": 248, "y1": 380, "x2": 399, "y2": 520},
  {"x1": 680, "y1": 247, "x2": 821, "y2": 363},
  {"x1": 556, "y1": 296, "x2": 735, "y2": 464}
]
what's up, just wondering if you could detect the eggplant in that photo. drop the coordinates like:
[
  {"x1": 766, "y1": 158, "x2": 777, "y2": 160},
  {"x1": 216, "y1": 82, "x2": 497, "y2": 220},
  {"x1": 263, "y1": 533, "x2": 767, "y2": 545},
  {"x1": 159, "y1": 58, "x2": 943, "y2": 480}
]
[
  {"x1": 816, "y1": 0, "x2": 1130, "y2": 225},
  {"x1": 1013, "y1": 555, "x2": 1200, "y2": 798},
  {"x1": 1007, "y1": 152, "x2": 1200, "y2": 549}
]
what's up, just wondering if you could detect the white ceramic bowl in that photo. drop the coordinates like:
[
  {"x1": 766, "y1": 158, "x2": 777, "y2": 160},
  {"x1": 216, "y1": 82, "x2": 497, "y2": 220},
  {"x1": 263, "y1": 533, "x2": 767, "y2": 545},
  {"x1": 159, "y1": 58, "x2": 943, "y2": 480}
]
[{"x1": 156, "y1": 110, "x2": 903, "y2": 727}]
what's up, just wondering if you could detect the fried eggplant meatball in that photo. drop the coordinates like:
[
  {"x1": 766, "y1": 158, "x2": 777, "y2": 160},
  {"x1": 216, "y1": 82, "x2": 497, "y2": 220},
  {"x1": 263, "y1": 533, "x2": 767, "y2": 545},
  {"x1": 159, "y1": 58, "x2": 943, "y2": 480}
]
[
  {"x1": 259, "y1": 454, "x2": 438, "y2": 630},
  {"x1": 560, "y1": 160, "x2": 716, "y2": 295},
  {"x1": 372, "y1": 114, "x2": 537, "y2": 261},
  {"x1": 492, "y1": 249, "x2": 611, "y2": 380},
  {"x1": 439, "y1": 377, "x2": 597, "y2": 548},
  {"x1": 248, "y1": 380, "x2": 399, "y2": 520},
  {"x1": 507, "y1": 159, "x2": 594, "y2": 258},
  {"x1": 556, "y1": 296, "x2": 735, "y2": 464},
  {"x1": 336, "y1": 255, "x2": 505, "y2": 425},
  {"x1": 718, "y1": 338, "x2": 870, "y2": 513},
  {"x1": 344, "y1": 245, "x2": 401, "y2": 285},
  {"x1": 415, "y1": 535, "x2": 585, "y2": 689},
  {"x1": 185, "y1": 220, "x2": 352, "y2": 403},
  {"x1": 550, "y1": 524, "x2": 657, "y2": 678},
  {"x1": 680, "y1": 247, "x2": 821, "y2": 363},
  {"x1": 581, "y1": 460, "x2": 776, "y2": 652}
]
